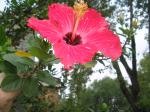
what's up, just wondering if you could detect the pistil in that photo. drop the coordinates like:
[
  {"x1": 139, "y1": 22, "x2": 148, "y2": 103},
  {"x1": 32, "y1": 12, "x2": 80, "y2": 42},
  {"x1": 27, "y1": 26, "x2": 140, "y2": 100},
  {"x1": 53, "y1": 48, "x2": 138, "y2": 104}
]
[{"x1": 71, "y1": 0, "x2": 88, "y2": 41}]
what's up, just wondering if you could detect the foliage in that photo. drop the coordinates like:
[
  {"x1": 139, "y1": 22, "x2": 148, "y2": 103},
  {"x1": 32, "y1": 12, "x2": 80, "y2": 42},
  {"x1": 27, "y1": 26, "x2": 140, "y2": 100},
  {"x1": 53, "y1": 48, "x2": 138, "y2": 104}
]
[
  {"x1": 138, "y1": 54, "x2": 150, "y2": 111},
  {"x1": 56, "y1": 77, "x2": 130, "y2": 112},
  {"x1": 0, "y1": 34, "x2": 57, "y2": 94}
]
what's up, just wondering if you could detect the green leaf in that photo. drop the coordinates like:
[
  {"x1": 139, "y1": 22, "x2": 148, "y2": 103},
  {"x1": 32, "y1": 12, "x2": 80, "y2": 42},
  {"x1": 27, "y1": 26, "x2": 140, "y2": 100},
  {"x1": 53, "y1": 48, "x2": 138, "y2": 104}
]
[
  {"x1": 3, "y1": 53, "x2": 34, "y2": 66},
  {"x1": 100, "y1": 103, "x2": 109, "y2": 112},
  {"x1": 0, "y1": 61, "x2": 17, "y2": 75},
  {"x1": 11, "y1": 0, "x2": 18, "y2": 6},
  {"x1": 26, "y1": 36, "x2": 40, "y2": 49},
  {"x1": 27, "y1": 36, "x2": 50, "y2": 52},
  {"x1": 84, "y1": 61, "x2": 97, "y2": 68},
  {"x1": 37, "y1": 71, "x2": 57, "y2": 87},
  {"x1": 49, "y1": 58, "x2": 60, "y2": 64},
  {"x1": 119, "y1": 27, "x2": 130, "y2": 36},
  {"x1": 1, "y1": 75, "x2": 23, "y2": 91},
  {"x1": 3, "y1": 53, "x2": 34, "y2": 73},
  {"x1": 3, "y1": 53, "x2": 18, "y2": 66},
  {"x1": 16, "y1": 63, "x2": 30, "y2": 73},
  {"x1": 18, "y1": 57, "x2": 34, "y2": 66},
  {"x1": 39, "y1": 39, "x2": 51, "y2": 52},
  {"x1": 29, "y1": 47, "x2": 49, "y2": 60},
  {"x1": 22, "y1": 78, "x2": 39, "y2": 97},
  {"x1": 27, "y1": 0, "x2": 35, "y2": 5},
  {"x1": 0, "y1": 26, "x2": 7, "y2": 46}
]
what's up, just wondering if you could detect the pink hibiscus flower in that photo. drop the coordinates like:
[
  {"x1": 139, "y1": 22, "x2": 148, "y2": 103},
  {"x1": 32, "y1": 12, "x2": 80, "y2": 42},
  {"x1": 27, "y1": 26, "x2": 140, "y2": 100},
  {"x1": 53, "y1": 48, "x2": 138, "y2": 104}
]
[{"x1": 27, "y1": 1, "x2": 122, "y2": 69}]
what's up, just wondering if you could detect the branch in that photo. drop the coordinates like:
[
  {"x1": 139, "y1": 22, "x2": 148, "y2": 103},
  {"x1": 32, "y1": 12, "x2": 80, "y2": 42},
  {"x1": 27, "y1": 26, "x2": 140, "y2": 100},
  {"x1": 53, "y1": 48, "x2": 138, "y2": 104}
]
[
  {"x1": 129, "y1": 0, "x2": 140, "y2": 98},
  {"x1": 148, "y1": 0, "x2": 150, "y2": 55},
  {"x1": 112, "y1": 61, "x2": 139, "y2": 112},
  {"x1": 129, "y1": 0, "x2": 137, "y2": 75},
  {"x1": 120, "y1": 55, "x2": 132, "y2": 75},
  {"x1": 120, "y1": 55, "x2": 139, "y2": 101}
]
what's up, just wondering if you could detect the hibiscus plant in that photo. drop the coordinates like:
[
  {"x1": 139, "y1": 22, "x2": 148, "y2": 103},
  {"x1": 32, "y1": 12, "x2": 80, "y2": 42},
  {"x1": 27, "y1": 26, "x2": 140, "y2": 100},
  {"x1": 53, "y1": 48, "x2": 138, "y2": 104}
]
[{"x1": 0, "y1": 0, "x2": 123, "y2": 112}]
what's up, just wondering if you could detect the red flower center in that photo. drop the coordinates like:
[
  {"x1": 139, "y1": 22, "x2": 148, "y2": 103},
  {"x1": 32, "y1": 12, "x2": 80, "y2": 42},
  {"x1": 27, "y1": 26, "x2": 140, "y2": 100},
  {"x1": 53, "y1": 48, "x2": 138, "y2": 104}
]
[{"x1": 63, "y1": 32, "x2": 82, "y2": 46}]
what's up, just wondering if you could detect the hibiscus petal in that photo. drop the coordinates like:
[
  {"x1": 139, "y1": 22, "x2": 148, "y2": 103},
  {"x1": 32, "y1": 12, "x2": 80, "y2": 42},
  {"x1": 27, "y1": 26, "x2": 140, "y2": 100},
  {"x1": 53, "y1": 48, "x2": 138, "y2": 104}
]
[
  {"x1": 27, "y1": 3, "x2": 122, "y2": 68},
  {"x1": 53, "y1": 41, "x2": 96, "y2": 69},
  {"x1": 48, "y1": 3, "x2": 75, "y2": 34},
  {"x1": 77, "y1": 9, "x2": 108, "y2": 37},
  {"x1": 27, "y1": 17, "x2": 63, "y2": 44},
  {"x1": 86, "y1": 30, "x2": 122, "y2": 60}
]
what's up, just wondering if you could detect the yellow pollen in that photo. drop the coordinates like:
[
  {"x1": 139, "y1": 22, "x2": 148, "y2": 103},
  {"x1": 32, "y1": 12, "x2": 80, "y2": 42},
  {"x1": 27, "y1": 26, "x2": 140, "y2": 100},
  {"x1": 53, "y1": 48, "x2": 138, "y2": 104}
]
[
  {"x1": 71, "y1": 0, "x2": 88, "y2": 41},
  {"x1": 73, "y1": 0, "x2": 88, "y2": 17}
]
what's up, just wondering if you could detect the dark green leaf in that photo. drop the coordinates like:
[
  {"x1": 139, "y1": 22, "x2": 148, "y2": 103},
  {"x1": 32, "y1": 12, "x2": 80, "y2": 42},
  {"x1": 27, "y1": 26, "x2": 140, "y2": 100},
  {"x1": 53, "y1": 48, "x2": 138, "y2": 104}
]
[
  {"x1": 27, "y1": 36, "x2": 50, "y2": 52},
  {"x1": 1, "y1": 75, "x2": 23, "y2": 91},
  {"x1": 3, "y1": 53, "x2": 18, "y2": 66},
  {"x1": 18, "y1": 57, "x2": 34, "y2": 66},
  {"x1": 0, "y1": 61, "x2": 17, "y2": 75},
  {"x1": 0, "y1": 26, "x2": 7, "y2": 46},
  {"x1": 37, "y1": 71, "x2": 57, "y2": 87},
  {"x1": 3, "y1": 53, "x2": 34, "y2": 73},
  {"x1": 16, "y1": 63, "x2": 30, "y2": 73},
  {"x1": 11, "y1": 0, "x2": 18, "y2": 6},
  {"x1": 3, "y1": 53, "x2": 34, "y2": 66},
  {"x1": 22, "y1": 78, "x2": 39, "y2": 97}
]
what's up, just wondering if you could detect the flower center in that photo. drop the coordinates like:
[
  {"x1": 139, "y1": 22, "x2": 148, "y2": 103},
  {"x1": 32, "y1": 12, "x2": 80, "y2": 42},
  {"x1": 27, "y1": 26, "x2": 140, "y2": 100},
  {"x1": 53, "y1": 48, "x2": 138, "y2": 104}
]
[{"x1": 63, "y1": 32, "x2": 82, "y2": 46}]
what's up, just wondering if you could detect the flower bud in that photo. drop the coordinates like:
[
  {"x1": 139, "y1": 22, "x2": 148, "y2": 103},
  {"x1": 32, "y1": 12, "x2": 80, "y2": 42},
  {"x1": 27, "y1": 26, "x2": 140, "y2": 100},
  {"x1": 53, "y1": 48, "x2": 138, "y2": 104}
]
[
  {"x1": 118, "y1": 13, "x2": 124, "y2": 25},
  {"x1": 132, "y1": 19, "x2": 139, "y2": 29}
]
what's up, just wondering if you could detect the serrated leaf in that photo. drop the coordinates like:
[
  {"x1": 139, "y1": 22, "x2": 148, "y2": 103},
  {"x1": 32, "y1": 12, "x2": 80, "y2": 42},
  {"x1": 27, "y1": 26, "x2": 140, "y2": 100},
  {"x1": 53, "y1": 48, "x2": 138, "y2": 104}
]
[
  {"x1": 37, "y1": 71, "x2": 57, "y2": 86},
  {"x1": 1, "y1": 75, "x2": 23, "y2": 91},
  {"x1": 22, "y1": 78, "x2": 39, "y2": 97}
]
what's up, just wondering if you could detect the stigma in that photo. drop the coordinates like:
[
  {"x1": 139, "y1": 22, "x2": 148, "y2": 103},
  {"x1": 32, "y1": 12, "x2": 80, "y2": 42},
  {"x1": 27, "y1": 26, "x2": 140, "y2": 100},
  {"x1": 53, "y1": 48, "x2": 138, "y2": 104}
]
[{"x1": 73, "y1": 0, "x2": 88, "y2": 18}]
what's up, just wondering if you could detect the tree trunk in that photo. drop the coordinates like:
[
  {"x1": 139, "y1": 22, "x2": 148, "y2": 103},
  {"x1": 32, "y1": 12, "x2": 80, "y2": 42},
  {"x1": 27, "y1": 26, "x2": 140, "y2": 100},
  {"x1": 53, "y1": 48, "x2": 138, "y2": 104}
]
[
  {"x1": 112, "y1": 0, "x2": 140, "y2": 111},
  {"x1": 112, "y1": 62, "x2": 140, "y2": 112},
  {"x1": 129, "y1": 0, "x2": 140, "y2": 99},
  {"x1": 0, "y1": 73, "x2": 19, "y2": 112}
]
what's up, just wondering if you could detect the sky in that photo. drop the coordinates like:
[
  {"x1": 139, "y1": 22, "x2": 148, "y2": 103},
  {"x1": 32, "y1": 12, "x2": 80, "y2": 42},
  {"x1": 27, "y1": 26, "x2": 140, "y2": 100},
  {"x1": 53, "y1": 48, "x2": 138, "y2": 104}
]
[
  {"x1": 0, "y1": 0, "x2": 148, "y2": 85},
  {"x1": 0, "y1": 0, "x2": 5, "y2": 11}
]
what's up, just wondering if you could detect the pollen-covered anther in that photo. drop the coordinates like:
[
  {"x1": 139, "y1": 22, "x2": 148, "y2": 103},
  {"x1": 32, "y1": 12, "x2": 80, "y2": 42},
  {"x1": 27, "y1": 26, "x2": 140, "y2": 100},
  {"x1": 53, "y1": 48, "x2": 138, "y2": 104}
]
[{"x1": 73, "y1": 0, "x2": 88, "y2": 17}]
